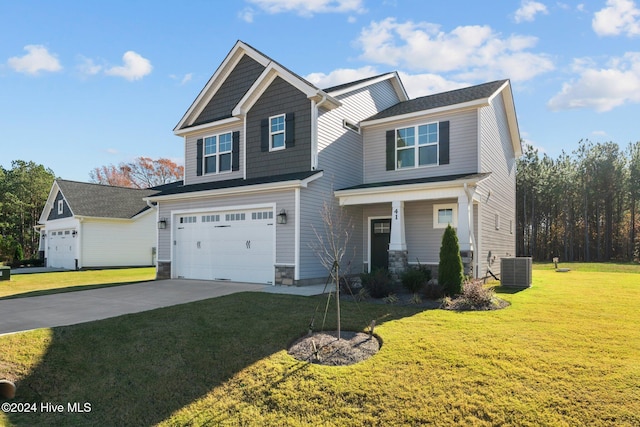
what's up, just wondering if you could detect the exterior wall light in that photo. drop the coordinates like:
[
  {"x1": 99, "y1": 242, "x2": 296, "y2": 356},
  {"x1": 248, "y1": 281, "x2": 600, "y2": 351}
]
[
  {"x1": 277, "y1": 209, "x2": 287, "y2": 224},
  {"x1": 157, "y1": 218, "x2": 168, "y2": 229}
]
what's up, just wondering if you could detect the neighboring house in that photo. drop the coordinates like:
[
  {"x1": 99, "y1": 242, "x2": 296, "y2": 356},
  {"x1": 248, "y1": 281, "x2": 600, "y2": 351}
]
[
  {"x1": 146, "y1": 40, "x2": 521, "y2": 285},
  {"x1": 38, "y1": 179, "x2": 159, "y2": 270}
]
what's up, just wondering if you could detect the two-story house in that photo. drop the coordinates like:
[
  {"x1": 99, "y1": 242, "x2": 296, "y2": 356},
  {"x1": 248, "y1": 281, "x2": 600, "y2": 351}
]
[{"x1": 146, "y1": 40, "x2": 521, "y2": 285}]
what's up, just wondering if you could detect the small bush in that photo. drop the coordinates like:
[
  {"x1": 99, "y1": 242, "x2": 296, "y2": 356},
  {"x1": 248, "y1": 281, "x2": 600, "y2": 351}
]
[
  {"x1": 401, "y1": 268, "x2": 427, "y2": 293},
  {"x1": 424, "y1": 282, "x2": 444, "y2": 300},
  {"x1": 442, "y1": 279, "x2": 505, "y2": 311},
  {"x1": 360, "y1": 269, "x2": 394, "y2": 299}
]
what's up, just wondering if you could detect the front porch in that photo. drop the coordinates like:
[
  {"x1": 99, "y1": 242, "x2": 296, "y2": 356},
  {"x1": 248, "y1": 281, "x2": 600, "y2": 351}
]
[{"x1": 335, "y1": 173, "x2": 489, "y2": 280}]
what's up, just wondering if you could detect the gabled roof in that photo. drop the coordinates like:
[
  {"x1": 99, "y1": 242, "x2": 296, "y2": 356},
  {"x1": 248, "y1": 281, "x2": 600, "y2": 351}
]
[
  {"x1": 361, "y1": 79, "x2": 522, "y2": 157},
  {"x1": 323, "y1": 71, "x2": 409, "y2": 101},
  {"x1": 364, "y1": 80, "x2": 509, "y2": 122},
  {"x1": 174, "y1": 41, "x2": 341, "y2": 135},
  {"x1": 44, "y1": 180, "x2": 158, "y2": 221}
]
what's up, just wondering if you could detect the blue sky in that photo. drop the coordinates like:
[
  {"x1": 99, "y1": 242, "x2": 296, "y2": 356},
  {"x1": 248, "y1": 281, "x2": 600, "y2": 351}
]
[{"x1": 1, "y1": 0, "x2": 639, "y2": 182}]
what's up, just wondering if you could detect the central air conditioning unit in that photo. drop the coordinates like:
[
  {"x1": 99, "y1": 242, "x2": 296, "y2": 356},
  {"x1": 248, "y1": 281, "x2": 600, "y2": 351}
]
[{"x1": 500, "y1": 257, "x2": 532, "y2": 288}]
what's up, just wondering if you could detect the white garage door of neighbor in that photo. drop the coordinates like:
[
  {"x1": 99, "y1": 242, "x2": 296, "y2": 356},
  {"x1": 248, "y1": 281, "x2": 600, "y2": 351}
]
[
  {"x1": 174, "y1": 209, "x2": 275, "y2": 284},
  {"x1": 48, "y1": 229, "x2": 76, "y2": 270}
]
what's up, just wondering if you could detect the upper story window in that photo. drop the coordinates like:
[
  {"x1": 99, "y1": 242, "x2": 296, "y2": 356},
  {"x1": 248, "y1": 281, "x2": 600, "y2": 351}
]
[
  {"x1": 57, "y1": 200, "x2": 64, "y2": 215},
  {"x1": 270, "y1": 114, "x2": 286, "y2": 151},
  {"x1": 396, "y1": 122, "x2": 439, "y2": 169},
  {"x1": 204, "y1": 132, "x2": 232, "y2": 174}
]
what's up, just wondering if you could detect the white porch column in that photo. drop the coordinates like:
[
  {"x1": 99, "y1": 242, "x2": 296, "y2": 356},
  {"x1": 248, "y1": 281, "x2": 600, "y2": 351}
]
[
  {"x1": 389, "y1": 200, "x2": 406, "y2": 251},
  {"x1": 457, "y1": 194, "x2": 471, "y2": 252}
]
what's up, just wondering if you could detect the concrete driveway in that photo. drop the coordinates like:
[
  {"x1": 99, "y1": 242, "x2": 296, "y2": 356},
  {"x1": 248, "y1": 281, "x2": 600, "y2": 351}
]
[{"x1": 0, "y1": 279, "x2": 328, "y2": 336}]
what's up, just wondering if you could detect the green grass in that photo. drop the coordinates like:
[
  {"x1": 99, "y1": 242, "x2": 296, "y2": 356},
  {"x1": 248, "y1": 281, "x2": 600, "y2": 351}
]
[
  {"x1": 1, "y1": 263, "x2": 639, "y2": 426},
  {"x1": 0, "y1": 268, "x2": 156, "y2": 299}
]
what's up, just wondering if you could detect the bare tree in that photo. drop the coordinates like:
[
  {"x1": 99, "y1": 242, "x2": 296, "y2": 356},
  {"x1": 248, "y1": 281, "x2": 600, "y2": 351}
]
[{"x1": 309, "y1": 199, "x2": 355, "y2": 340}]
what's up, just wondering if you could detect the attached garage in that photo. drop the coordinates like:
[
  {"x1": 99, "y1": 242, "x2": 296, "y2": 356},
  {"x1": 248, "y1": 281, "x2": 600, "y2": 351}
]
[
  {"x1": 47, "y1": 229, "x2": 77, "y2": 270},
  {"x1": 173, "y1": 208, "x2": 275, "y2": 284}
]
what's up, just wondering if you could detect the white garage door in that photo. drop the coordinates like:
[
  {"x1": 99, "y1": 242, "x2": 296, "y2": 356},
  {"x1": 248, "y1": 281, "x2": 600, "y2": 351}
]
[
  {"x1": 174, "y1": 209, "x2": 275, "y2": 284},
  {"x1": 48, "y1": 229, "x2": 77, "y2": 270}
]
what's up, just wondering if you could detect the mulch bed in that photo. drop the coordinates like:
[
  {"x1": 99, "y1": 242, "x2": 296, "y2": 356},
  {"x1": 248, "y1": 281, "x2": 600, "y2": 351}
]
[{"x1": 288, "y1": 331, "x2": 380, "y2": 366}]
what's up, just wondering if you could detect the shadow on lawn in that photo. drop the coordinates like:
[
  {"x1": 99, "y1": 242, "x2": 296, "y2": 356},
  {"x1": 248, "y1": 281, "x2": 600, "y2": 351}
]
[{"x1": 4, "y1": 292, "x2": 422, "y2": 426}]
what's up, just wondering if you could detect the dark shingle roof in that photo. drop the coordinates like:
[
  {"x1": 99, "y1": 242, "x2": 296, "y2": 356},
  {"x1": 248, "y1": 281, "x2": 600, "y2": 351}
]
[
  {"x1": 150, "y1": 171, "x2": 322, "y2": 197},
  {"x1": 365, "y1": 79, "x2": 508, "y2": 122},
  {"x1": 56, "y1": 180, "x2": 159, "y2": 219},
  {"x1": 322, "y1": 72, "x2": 396, "y2": 93},
  {"x1": 337, "y1": 172, "x2": 491, "y2": 192}
]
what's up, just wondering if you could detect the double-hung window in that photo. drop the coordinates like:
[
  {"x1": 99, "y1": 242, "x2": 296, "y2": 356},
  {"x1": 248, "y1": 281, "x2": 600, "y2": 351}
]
[
  {"x1": 270, "y1": 114, "x2": 285, "y2": 151},
  {"x1": 396, "y1": 122, "x2": 439, "y2": 169},
  {"x1": 204, "y1": 132, "x2": 232, "y2": 174}
]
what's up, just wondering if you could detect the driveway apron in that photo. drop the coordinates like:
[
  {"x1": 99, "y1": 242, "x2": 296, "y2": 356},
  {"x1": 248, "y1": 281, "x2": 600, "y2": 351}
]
[{"x1": 0, "y1": 280, "x2": 266, "y2": 335}]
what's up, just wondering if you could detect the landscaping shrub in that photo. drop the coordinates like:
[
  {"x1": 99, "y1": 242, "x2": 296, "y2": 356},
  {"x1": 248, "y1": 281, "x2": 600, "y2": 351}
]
[
  {"x1": 360, "y1": 268, "x2": 394, "y2": 298},
  {"x1": 442, "y1": 279, "x2": 503, "y2": 311},
  {"x1": 401, "y1": 268, "x2": 427, "y2": 294},
  {"x1": 438, "y1": 224, "x2": 464, "y2": 296},
  {"x1": 424, "y1": 282, "x2": 444, "y2": 300}
]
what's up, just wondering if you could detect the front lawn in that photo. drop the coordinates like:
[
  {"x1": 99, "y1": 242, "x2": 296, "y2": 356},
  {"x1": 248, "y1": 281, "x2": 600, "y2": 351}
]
[
  {"x1": 1, "y1": 263, "x2": 639, "y2": 426},
  {"x1": 0, "y1": 268, "x2": 156, "y2": 299}
]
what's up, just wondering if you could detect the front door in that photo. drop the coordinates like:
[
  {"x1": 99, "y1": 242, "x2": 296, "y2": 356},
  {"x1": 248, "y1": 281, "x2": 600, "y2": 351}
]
[{"x1": 370, "y1": 219, "x2": 391, "y2": 271}]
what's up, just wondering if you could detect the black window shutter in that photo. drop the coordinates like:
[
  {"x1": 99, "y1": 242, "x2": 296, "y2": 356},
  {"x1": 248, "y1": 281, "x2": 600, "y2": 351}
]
[
  {"x1": 196, "y1": 138, "x2": 203, "y2": 176},
  {"x1": 386, "y1": 130, "x2": 395, "y2": 171},
  {"x1": 260, "y1": 118, "x2": 269, "y2": 152},
  {"x1": 232, "y1": 131, "x2": 240, "y2": 171},
  {"x1": 439, "y1": 121, "x2": 450, "y2": 165},
  {"x1": 285, "y1": 112, "x2": 295, "y2": 147}
]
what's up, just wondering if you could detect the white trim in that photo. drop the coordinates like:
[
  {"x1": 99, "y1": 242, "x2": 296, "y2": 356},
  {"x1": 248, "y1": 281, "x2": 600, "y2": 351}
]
[
  {"x1": 174, "y1": 117, "x2": 241, "y2": 137},
  {"x1": 232, "y1": 62, "x2": 340, "y2": 117},
  {"x1": 243, "y1": 118, "x2": 247, "y2": 180},
  {"x1": 268, "y1": 113, "x2": 286, "y2": 152},
  {"x1": 360, "y1": 98, "x2": 488, "y2": 128},
  {"x1": 343, "y1": 119, "x2": 361, "y2": 134},
  {"x1": 203, "y1": 131, "x2": 234, "y2": 175},
  {"x1": 174, "y1": 41, "x2": 270, "y2": 132},
  {"x1": 310, "y1": 99, "x2": 319, "y2": 170},
  {"x1": 433, "y1": 203, "x2": 458, "y2": 228},
  {"x1": 394, "y1": 121, "x2": 440, "y2": 170},
  {"x1": 294, "y1": 187, "x2": 300, "y2": 280},
  {"x1": 145, "y1": 171, "x2": 323, "y2": 202}
]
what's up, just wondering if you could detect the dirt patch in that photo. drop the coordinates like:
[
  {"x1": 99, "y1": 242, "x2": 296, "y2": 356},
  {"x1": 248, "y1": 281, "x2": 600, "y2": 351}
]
[{"x1": 288, "y1": 331, "x2": 380, "y2": 366}]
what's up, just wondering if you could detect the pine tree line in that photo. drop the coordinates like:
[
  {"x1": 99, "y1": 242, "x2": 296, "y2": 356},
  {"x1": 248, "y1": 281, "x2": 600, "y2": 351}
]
[{"x1": 517, "y1": 140, "x2": 640, "y2": 262}]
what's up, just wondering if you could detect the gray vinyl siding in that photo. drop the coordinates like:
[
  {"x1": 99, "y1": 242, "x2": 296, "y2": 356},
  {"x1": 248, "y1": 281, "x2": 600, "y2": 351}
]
[
  {"x1": 156, "y1": 190, "x2": 295, "y2": 265},
  {"x1": 361, "y1": 199, "x2": 459, "y2": 268},
  {"x1": 184, "y1": 122, "x2": 244, "y2": 185},
  {"x1": 192, "y1": 55, "x2": 265, "y2": 126},
  {"x1": 246, "y1": 77, "x2": 311, "y2": 179},
  {"x1": 477, "y1": 93, "x2": 517, "y2": 277},
  {"x1": 298, "y1": 80, "x2": 401, "y2": 281},
  {"x1": 47, "y1": 191, "x2": 72, "y2": 220},
  {"x1": 363, "y1": 109, "x2": 478, "y2": 183}
]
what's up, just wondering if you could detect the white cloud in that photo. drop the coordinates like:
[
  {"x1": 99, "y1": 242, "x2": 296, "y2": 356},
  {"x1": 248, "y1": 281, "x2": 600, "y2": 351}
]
[
  {"x1": 77, "y1": 56, "x2": 102, "y2": 76},
  {"x1": 239, "y1": 6, "x2": 255, "y2": 22},
  {"x1": 548, "y1": 52, "x2": 640, "y2": 112},
  {"x1": 105, "y1": 51, "x2": 152, "y2": 81},
  {"x1": 306, "y1": 66, "x2": 379, "y2": 88},
  {"x1": 7, "y1": 45, "x2": 62, "y2": 75},
  {"x1": 592, "y1": 0, "x2": 640, "y2": 36},
  {"x1": 246, "y1": 0, "x2": 365, "y2": 17},
  {"x1": 397, "y1": 72, "x2": 467, "y2": 98},
  {"x1": 514, "y1": 0, "x2": 548, "y2": 23},
  {"x1": 355, "y1": 18, "x2": 554, "y2": 82}
]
